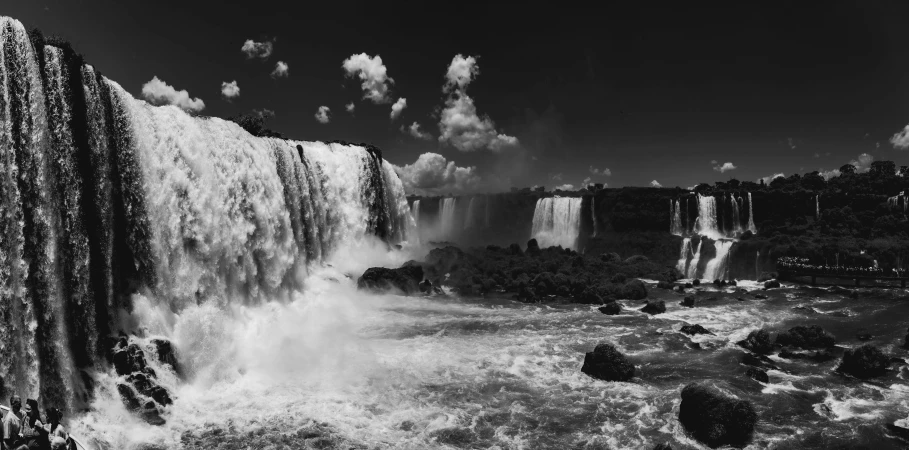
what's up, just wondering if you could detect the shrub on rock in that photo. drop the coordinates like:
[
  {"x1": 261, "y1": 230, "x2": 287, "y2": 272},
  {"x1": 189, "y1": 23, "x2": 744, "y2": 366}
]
[
  {"x1": 600, "y1": 252, "x2": 621, "y2": 263},
  {"x1": 580, "y1": 343, "x2": 635, "y2": 381},
  {"x1": 526, "y1": 238, "x2": 541, "y2": 256},
  {"x1": 620, "y1": 279, "x2": 648, "y2": 300},
  {"x1": 678, "y1": 382, "x2": 757, "y2": 448},
  {"x1": 641, "y1": 300, "x2": 666, "y2": 315},
  {"x1": 837, "y1": 344, "x2": 890, "y2": 379},
  {"x1": 775, "y1": 325, "x2": 835, "y2": 349},
  {"x1": 737, "y1": 329, "x2": 774, "y2": 355}
]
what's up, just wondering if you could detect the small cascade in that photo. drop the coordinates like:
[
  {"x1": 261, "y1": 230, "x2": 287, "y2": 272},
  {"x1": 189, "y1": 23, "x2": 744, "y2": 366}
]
[
  {"x1": 670, "y1": 199, "x2": 683, "y2": 236},
  {"x1": 464, "y1": 197, "x2": 478, "y2": 229},
  {"x1": 703, "y1": 241, "x2": 733, "y2": 281},
  {"x1": 687, "y1": 240, "x2": 703, "y2": 279},
  {"x1": 591, "y1": 197, "x2": 598, "y2": 237},
  {"x1": 888, "y1": 192, "x2": 905, "y2": 213},
  {"x1": 411, "y1": 200, "x2": 420, "y2": 225},
  {"x1": 815, "y1": 195, "x2": 820, "y2": 218},
  {"x1": 747, "y1": 192, "x2": 757, "y2": 233},
  {"x1": 439, "y1": 198, "x2": 457, "y2": 239},
  {"x1": 695, "y1": 194, "x2": 721, "y2": 239},
  {"x1": 730, "y1": 194, "x2": 742, "y2": 235},
  {"x1": 530, "y1": 197, "x2": 583, "y2": 250},
  {"x1": 676, "y1": 237, "x2": 691, "y2": 273}
]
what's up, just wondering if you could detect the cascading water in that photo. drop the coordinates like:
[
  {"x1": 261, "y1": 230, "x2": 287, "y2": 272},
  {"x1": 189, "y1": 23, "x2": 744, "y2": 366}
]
[
  {"x1": 676, "y1": 238, "x2": 691, "y2": 273},
  {"x1": 703, "y1": 240, "x2": 733, "y2": 281},
  {"x1": 0, "y1": 15, "x2": 411, "y2": 422},
  {"x1": 686, "y1": 240, "x2": 703, "y2": 279},
  {"x1": 816, "y1": 195, "x2": 820, "y2": 218},
  {"x1": 670, "y1": 199, "x2": 682, "y2": 236},
  {"x1": 530, "y1": 197, "x2": 583, "y2": 250},
  {"x1": 730, "y1": 194, "x2": 742, "y2": 235},
  {"x1": 464, "y1": 196, "x2": 478, "y2": 229},
  {"x1": 747, "y1": 192, "x2": 757, "y2": 233},
  {"x1": 591, "y1": 197, "x2": 598, "y2": 237},
  {"x1": 439, "y1": 197, "x2": 457, "y2": 239},
  {"x1": 695, "y1": 194, "x2": 721, "y2": 239},
  {"x1": 411, "y1": 199, "x2": 420, "y2": 226}
]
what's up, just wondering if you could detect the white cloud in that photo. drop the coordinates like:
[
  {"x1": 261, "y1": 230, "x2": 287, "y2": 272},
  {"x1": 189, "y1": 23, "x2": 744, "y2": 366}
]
[
  {"x1": 342, "y1": 53, "x2": 393, "y2": 104},
  {"x1": 402, "y1": 122, "x2": 432, "y2": 140},
  {"x1": 221, "y1": 80, "x2": 240, "y2": 100},
  {"x1": 551, "y1": 173, "x2": 563, "y2": 181},
  {"x1": 271, "y1": 61, "x2": 289, "y2": 78},
  {"x1": 891, "y1": 124, "x2": 909, "y2": 149},
  {"x1": 710, "y1": 160, "x2": 717, "y2": 164},
  {"x1": 314, "y1": 106, "x2": 330, "y2": 124},
  {"x1": 650, "y1": 180, "x2": 662, "y2": 188},
  {"x1": 437, "y1": 54, "x2": 518, "y2": 152},
  {"x1": 241, "y1": 39, "x2": 273, "y2": 59},
  {"x1": 253, "y1": 108, "x2": 274, "y2": 118},
  {"x1": 819, "y1": 168, "x2": 841, "y2": 180},
  {"x1": 589, "y1": 166, "x2": 611, "y2": 176},
  {"x1": 345, "y1": 102, "x2": 355, "y2": 113},
  {"x1": 141, "y1": 76, "x2": 205, "y2": 112},
  {"x1": 712, "y1": 161, "x2": 737, "y2": 173},
  {"x1": 850, "y1": 152, "x2": 874, "y2": 172},
  {"x1": 390, "y1": 98, "x2": 407, "y2": 120},
  {"x1": 758, "y1": 173, "x2": 785, "y2": 184},
  {"x1": 393, "y1": 152, "x2": 485, "y2": 195},
  {"x1": 582, "y1": 177, "x2": 591, "y2": 185},
  {"x1": 554, "y1": 184, "x2": 575, "y2": 191}
]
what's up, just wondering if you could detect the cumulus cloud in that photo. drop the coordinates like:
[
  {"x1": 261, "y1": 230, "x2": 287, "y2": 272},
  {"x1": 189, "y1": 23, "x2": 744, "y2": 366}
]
[
  {"x1": 589, "y1": 166, "x2": 611, "y2": 176},
  {"x1": 314, "y1": 106, "x2": 330, "y2": 124},
  {"x1": 345, "y1": 102, "x2": 355, "y2": 113},
  {"x1": 551, "y1": 173, "x2": 563, "y2": 181},
  {"x1": 650, "y1": 180, "x2": 662, "y2": 188},
  {"x1": 221, "y1": 80, "x2": 240, "y2": 100},
  {"x1": 253, "y1": 108, "x2": 274, "y2": 118},
  {"x1": 891, "y1": 125, "x2": 909, "y2": 149},
  {"x1": 713, "y1": 161, "x2": 737, "y2": 173},
  {"x1": 819, "y1": 168, "x2": 841, "y2": 180},
  {"x1": 850, "y1": 152, "x2": 874, "y2": 172},
  {"x1": 582, "y1": 177, "x2": 592, "y2": 185},
  {"x1": 342, "y1": 53, "x2": 393, "y2": 103},
  {"x1": 141, "y1": 76, "x2": 205, "y2": 112},
  {"x1": 758, "y1": 173, "x2": 786, "y2": 184},
  {"x1": 402, "y1": 122, "x2": 432, "y2": 140},
  {"x1": 390, "y1": 98, "x2": 407, "y2": 120},
  {"x1": 554, "y1": 184, "x2": 575, "y2": 191},
  {"x1": 438, "y1": 54, "x2": 518, "y2": 152},
  {"x1": 393, "y1": 152, "x2": 483, "y2": 195},
  {"x1": 271, "y1": 61, "x2": 289, "y2": 78},
  {"x1": 241, "y1": 39, "x2": 273, "y2": 59}
]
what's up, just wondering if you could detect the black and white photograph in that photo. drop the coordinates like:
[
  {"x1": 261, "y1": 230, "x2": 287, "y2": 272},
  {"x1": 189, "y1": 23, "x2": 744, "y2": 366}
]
[{"x1": 2, "y1": 1, "x2": 909, "y2": 448}]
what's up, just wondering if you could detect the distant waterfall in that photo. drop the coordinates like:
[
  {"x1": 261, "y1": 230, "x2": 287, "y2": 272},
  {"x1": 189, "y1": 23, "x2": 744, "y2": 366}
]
[
  {"x1": 411, "y1": 200, "x2": 421, "y2": 225},
  {"x1": 591, "y1": 197, "x2": 598, "y2": 237},
  {"x1": 703, "y1": 241, "x2": 733, "y2": 281},
  {"x1": 0, "y1": 15, "x2": 412, "y2": 412},
  {"x1": 676, "y1": 238, "x2": 691, "y2": 273},
  {"x1": 530, "y1": 197, "x2": 583, "y2": 250},
  {"x1": 464, "y1": 197, "x2": 479, "y2": 229},
  {"x1": 815, "y1": 195, "x2": 820, "y2": 218},
  {"x1": 439, "y1": 198, "x2": 457, "y2": 239},
  {"x1": 687, "y1": 240, "x2": 703, "y2": 279},
  {"x1": 670, "y1": 199, "x2": 683, "y2": 236},
  {"x1": 730, "y1": 194, "x2": 742, "y2": 234},
  {"x1": 888, "y1": 192, "x2": 906, "y2": 213},
  {"x1": 747, "y1": 192, "x2": 757, "y2": 233},
  {"x1": 695, "y1": 194, "x2": 721, "y2": 239}
]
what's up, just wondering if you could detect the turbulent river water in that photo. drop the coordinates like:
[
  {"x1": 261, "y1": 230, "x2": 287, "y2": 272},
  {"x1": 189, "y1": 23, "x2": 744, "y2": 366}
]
[{"x1": 68, "y1": 257, "x2": 909, "y2": 449}]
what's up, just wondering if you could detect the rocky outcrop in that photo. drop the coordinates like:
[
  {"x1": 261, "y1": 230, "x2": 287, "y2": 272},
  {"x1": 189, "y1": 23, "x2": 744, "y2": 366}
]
[
  {"x1": 681, "y1": 324, "x2": 713, "y2": 336},
  {"x1": 598, "y1": 302, "x2": 622, "y2": 315},
  {"x1": 681, "y1": 296, "x2": 696, "y2": 308},
  {"x1": 678, "y1": 382, "x2": 757, "y2": 448},
  {"x1": 657, "y1": 281, "x2": 673, "y2": 289},
  {"x1": 745, "y1": 367, "x2": 769, "y2": 383},
  {"x1": 836, "y1": 344, "x2": 890, "y2": 379},
  {"x1": 111, "y1": 337, "x2": 174, "y2": 425},
  {"x1": 641, "y1": 300, "x2": 666, "y2": 315},
  {"x1": 763, "y1": 280, "x2": 781, "y2": 289},
  {"x1": 357, "y1": 265, "x2": 424, "y2": 295},
  {"x1": 580, "y1": 343, "x2": 635, "y2": 382},
  {"x1": 775, "y1": 325, "x2": 835, "y2": 349},
  {"x1": 737, "y1": 329, "x2": 774, "y2": 355}
]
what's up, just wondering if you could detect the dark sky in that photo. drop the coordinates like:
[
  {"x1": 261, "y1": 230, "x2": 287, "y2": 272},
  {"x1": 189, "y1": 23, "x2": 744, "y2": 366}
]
[{"x1": 6, "y1": 1, "x2": 909, "y2": 192}]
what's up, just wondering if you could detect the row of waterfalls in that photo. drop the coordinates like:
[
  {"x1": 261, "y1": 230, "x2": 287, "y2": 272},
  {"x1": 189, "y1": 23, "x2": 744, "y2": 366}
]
[
  {"x1": 0, "y1": 16, "x2": 411, "y2": 412},
  {"x1": 672, "y1": 193, "x2": 758, "y2": 280},
  {"x1": 409, "y1": 195, "x2": 493, "y2": 243}
]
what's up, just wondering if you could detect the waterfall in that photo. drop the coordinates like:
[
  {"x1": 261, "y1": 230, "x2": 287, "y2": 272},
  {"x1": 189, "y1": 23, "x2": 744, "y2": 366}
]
[
  {"x1": 670, "y1": 199, "x2": 682, "y2": 236},
  {"x1": 730, "y1": 194, "x2": 742, "y2": 235},
  {"x1": 591, "y1": 197, "x2": 598, "y2": 237},
  {"x1": 703, "y1": 241, "x2": 733, "y2": 281},
  {"x1": 747, "y1": 192, "x2": 757, "y2": 233},
  {"x1": 411, "y1": 199, "x2": 420, "y2": 225},
  {"x1": 464, "y1": 196, "x2": 478, "y2": 229},
  {"x1": 695, "y1": 194, "x2": 721, "y2": 239},
  {"x1": 484, "y1": 195, "x2": 491, "y2": 227},
  {"x1": 815, "y1": 195, "x2": 820, "y2": 218},
  {"x1": 676, "y1": 238, "x2": 691, "y2": 274},
  {"x1": 686, "y1": 197, "x2": 691, "y2": 233},
  {"x1": 0, "y1": 15, "x2": 411, "y2": 412},
  {"x1": 686, "y1": 240, "x2": 703, "y2": 279},
  {"x1": 530, "y1": 197, "x2": 583, "y2": 250},
  {"x1": 439, "y1": 197, "x2": 457, "y2": 239}
]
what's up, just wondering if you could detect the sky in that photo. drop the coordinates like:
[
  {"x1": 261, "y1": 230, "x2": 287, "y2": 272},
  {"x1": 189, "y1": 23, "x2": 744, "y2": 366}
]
[{"x1": 6, "y1": 1, "x2": 909, "y2": 194}]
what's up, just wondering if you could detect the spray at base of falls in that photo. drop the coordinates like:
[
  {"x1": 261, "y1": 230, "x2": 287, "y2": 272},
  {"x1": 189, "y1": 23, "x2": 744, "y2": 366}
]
[{"x1": 530, "y1": 197, "x2": 583, "y2": 250}]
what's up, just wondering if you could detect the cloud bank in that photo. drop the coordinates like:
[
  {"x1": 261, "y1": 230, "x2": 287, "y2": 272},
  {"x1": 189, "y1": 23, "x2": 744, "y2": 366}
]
[
  {"x1": 891, "y1": 124, "x2": 909, "y2": 149},
  {"x1": 589, "y1": 166, "x2": 611, "y2": 176},
  {"x1": 141, "y1": 76, "x2": 205, "y2": 112}
]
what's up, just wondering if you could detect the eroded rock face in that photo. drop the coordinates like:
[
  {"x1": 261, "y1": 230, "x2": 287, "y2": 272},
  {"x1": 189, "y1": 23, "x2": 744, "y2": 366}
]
[
  {"x1": 357, "y1": 265, "x2": 424, "y2": 295},
  {"x1": 678, "y1": 382, "x2": 757, "y2": 448},
  {"x1": 837, "y1": 344, "x2": 890, "y2": 379},
  {"x1": 737, "y1": 329, "x2": 774, "y2": 355},
  {"x1": 580, "y1": 343, "x2": 635, "y2": 382},
  {"x1": 111, "y1": 337, "x2": 176, "y2": 425}
]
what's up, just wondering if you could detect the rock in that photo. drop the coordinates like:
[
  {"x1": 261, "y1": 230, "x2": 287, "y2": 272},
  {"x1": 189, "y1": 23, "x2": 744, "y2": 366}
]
[
  {"x1": 684, "y1": 282, "x2": 693, "y2": 288},
  {"x1": 681, "y1": 296, "x2": 696, "y2": 308},
  {"x1": 356, "y1": 265, "x2": 423, "y2": 295},
  {"x1": 741, "y1": 353, "x2": 778, "y2": 371},
  {"x1": 727, "y1": 280, "x2": 737, "y2": 286},
  {"x1": 758, "y1": 271, "x2": 778, "y2": 282},
  {"x1": 692, "y1": 279, "x2": 701, "y2": 287},
  {"x1": 653, "y1": 444, "x2": 672, "y2": 450},
  {"x1": 763, "y1": 280, "x2": 781, "y2": 289},
  {"x1": 149, "y1": 339, "x2": 179, "y2": 374},
  {"x1": 737, "y1": 297, "x2": 746, "y2": 302},
  {"x1": 580, "y1": 343, "x2": 635, "y2": 382},
  {"x1": 681, "y1": 324, "x2": 714, "y2": 336},
  {"x1": 837, "y1": 344, "x2": 890, "y2": 379},
  {"x1": 419, "y1": 279, "x2": 433, "y2": 294},
  {"x1": 598, "y1": 302, "x2": 622, "y2": 315},
  {"x1": 745, "y1": 367, "x2": 769, "y2": 383},
  {"x1": 507, "y1": 243, "x2": 523, "y2": 256},
  {"x1": 678, "y1": 383, "x2": 757, "y2": 448},
  {"x1": 526, "y1": 238, "x2": 541, "y2": 256},
  {"x1": 620, "y1": 279, "x2": 648, "y2": 300},
  {"x1": 657, "y1": 281, "x2": 674, "y2": 290},
  {"x1": 713, "y1": 279, "x2": 724, "y2": 286},
  {"x1": 737, "y1": 329, "x2": 774, "y2": 355},
  {"x1": 640, "y1": 300, "x2": 666, "y2": 315},
  {"x1": 517, "y1": 285, "x2": 538, "y2": 303},
  {"x1": 775, "y1": 325, "x2": 836, "y2": 349},
  {"x1": 753, "y1": 294, "x2": 768, "y2": 300},
  {"x1": 676, "y1": 285, "x2": 686, "y2": 293}
]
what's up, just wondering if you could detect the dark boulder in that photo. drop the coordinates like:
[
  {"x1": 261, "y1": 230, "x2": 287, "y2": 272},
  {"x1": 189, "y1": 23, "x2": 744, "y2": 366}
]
[
  {"x1": 517, "y1": 285, "x2": 538, "y2": 303},
  {"x1": 640, "y1": 300, "x2": 666, "y2": 315},
  {"x1": 681, "y1": 296, "x2": 696, "y2": 308},
  {"x1": 713, "y1": 279, "x2": 724, "y2": 286},
  {"x1": 741, "y1": 353, "x2": 778, "y2": 371},
  {"x1": 507, "y1": 243, "x2": 523, "y2": 255},
  {"x1": 836, "y1": 344, "x2": 890, "y2": 379},
  {"x1": 580, "y1": 343, "x2": 635, "y2": 382},
  {"x1": 727, "y1": 280, "x2": 737, "y2": 286},
  {"x1": 681, "y1": 324, "x2": 714, "y2": 336},
  {"x1": 149, "y1": 339, "x2": 179, "y2": 375},
  {"x1": 620, "y1": 279, "x2": 648, "y2": 300},
  {"x1": 113, "y1": 343, "x2": 147, "y2": 376},
  {"x1": 745, "y1": 367, "x2": 769, "y2": 383},
  {"x1": 598, "y1": 302, "x2": 622, "y2": 315},
  {"x1": 737, "y1": 329, "x2": 774, "y2": 355},
  {"x1": 419, "y1": 279, "x2": 433, "y2": 294},
  {"x1": 692, "y1": 279, "x2": 701, "y2": 287},
  {"x1": 678, "y1": 383, "x2": 757, "y2": 448},
  {"x1": 758, "y1": 272, "x2": 778, "y2": 282},
  {"x1": 775, "y1": 325, "x2": 835, "y2": 349},
  {"x1": 676, "y1": 285, "x2": 686, "y2": 293},
  {"x1": 357, "y1": 265, "x2": 423, "y2": 295},
  {"x1": 657, "y1": 281, "x2": 674, "y2": 290},
  {"x1": 763, "y1": 280, "x2": 781, "y2": 289}
]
